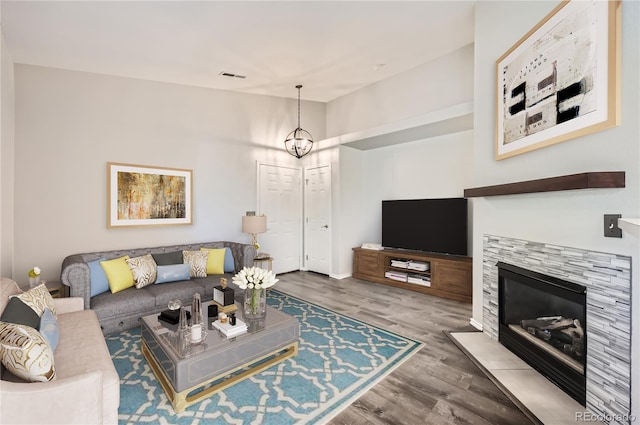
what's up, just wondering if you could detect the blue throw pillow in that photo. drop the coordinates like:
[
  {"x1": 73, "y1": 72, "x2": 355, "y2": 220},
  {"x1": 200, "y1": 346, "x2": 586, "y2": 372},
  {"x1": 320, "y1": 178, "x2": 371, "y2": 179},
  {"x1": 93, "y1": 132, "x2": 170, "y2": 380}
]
[
  {"x1": 39, "y1": 308, "x2": 59, "y2": 351},
  {"x1": 224, "y1": 247, "x2": 235, "y2": 272},
  {"x1": 88, "y1": 258, "x2": 109, "y2": 297},
  {"x1": 156, "y1": 264, "x2": 191, "y2": 284}
]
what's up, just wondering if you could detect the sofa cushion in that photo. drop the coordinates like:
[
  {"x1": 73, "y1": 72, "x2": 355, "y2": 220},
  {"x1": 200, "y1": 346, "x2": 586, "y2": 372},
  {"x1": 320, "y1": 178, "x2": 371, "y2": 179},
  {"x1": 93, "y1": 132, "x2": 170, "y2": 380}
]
[
  {"x1": 0, "y1": 321, "x2": 56, "y2": 382},
  {"x1": 0, "y1": 297, "x2": 41, "y2": 329},
  {"x1": 152, "y1": 251, "x2": 183, "y2": 266},
  {"x1": 54, "y1": 309, "x2": 120, "y2": 419},
  {"x1": 88, "y1": 257, "x2": 109, "y2": 297},
  {"x1": 183, "y1": 251, "x2": 208, "y2": 278},
  {"x1": 156, "y1": 264, "x2": 191, "y2": 284},
  {"x1": 126, "y1": 254, "x2": 158, "y2": 289},
  {"x1": 145, "y1": 281, "x2": 207, "y2": 307},
  {"x1": 91, "y1": 287, "x2": 156, "y2": 319},
  {"x1": 201, "y1": 247, "x2": 226, "y2": 274},
  {"x1": 11, "y1": 283, "x2": 57, "y2": 318},
  {"x1": 100, "y1": 256, "x2": 135, "y2": 293},
  {"x1": 39, "y1": 309, "x2": 60, "y2": 351}
]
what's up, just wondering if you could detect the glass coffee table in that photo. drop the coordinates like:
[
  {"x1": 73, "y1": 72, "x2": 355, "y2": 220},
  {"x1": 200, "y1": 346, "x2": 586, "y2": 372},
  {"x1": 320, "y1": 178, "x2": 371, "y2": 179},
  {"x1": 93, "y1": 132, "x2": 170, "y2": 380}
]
[{"x1": 141, "y1": 301, "x2": 299, "y2": 413}]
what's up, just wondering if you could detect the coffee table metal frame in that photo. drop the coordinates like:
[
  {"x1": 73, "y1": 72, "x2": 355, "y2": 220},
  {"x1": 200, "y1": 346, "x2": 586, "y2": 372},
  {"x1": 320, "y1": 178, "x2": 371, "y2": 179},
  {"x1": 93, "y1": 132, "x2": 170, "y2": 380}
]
[{"x1": 141, "y1": 302, "x2": 299, "y2": 413}]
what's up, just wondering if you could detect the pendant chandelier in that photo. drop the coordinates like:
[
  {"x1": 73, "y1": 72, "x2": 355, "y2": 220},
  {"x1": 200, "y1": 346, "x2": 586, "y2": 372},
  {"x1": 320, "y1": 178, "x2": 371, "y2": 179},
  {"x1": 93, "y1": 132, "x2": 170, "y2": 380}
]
[{"x1": 284, "y1": 85, "x2": 314, "y2": 158}]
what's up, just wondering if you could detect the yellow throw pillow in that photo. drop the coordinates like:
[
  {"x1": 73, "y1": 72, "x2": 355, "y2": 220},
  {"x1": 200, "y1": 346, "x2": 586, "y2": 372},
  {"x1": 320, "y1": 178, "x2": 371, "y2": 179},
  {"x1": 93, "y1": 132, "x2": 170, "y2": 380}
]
[
  {"x1": 200, "y1": 248, "x2": 226, "y2": 275},
  {"x1": 100, "y1": 256, "x2": 134, "y2": 293}
]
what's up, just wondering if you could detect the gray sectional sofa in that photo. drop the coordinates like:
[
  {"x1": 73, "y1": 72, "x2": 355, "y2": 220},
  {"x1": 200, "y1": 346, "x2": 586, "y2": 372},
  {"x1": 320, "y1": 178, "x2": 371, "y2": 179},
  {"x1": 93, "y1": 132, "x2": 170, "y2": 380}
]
[{"x1": 61, "y1": 241, "x2": 256, "y2": 335}]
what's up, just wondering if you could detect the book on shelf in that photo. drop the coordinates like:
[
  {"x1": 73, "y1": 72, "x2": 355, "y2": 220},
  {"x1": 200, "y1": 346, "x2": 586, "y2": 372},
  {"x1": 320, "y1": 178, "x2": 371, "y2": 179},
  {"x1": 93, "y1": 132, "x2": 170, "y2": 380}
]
[
  {"x1": 385, "y1": 271, "x2": 408, "y2": 282},
  {"x1": 390, "y1": 260, "x2": 409, "y2": 268},
  {"x1": 212, "y1": 317, "x2": 248, "y2": 337},
  {"x1": 407, "y1": 261, "x2": 429, "y2": 271},
  {"x1": 407, "y1": 274, "x2": 431, "y2": 286}
]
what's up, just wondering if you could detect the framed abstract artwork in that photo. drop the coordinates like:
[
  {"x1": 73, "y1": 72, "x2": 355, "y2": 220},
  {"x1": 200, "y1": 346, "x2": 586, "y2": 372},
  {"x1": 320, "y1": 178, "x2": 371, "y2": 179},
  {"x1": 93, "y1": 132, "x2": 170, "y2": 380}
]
[
  {"x1": 108, "y1": 162, "x2": 192, "y2": 228},
  {"x1": 495, "y1": 0, "x2": 621, "y2": 160}
]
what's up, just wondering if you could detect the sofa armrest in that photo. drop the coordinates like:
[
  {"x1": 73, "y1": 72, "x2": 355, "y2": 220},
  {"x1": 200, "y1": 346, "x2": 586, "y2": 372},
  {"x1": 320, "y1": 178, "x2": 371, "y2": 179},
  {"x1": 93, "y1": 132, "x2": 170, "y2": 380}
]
[
  {"x1": 53, "y1": 297, "x2": 84, "y2": 314},
  {"x1": 225, "y1": 242, "x2": 256, "y2": 270},
  {"x1": 61, "y1": 254, "x2": 92, "y2": 310},
  {"x1": 0, "y1": 370, "x2": 104, "y2": 424}
]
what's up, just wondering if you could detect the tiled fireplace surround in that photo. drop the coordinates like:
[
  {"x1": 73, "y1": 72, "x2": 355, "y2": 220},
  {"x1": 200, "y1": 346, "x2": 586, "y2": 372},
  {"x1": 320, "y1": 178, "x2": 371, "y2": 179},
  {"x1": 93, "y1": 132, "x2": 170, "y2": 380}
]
[{"x1": 482, "y1": 235, "x2": 632, "y2": 424}]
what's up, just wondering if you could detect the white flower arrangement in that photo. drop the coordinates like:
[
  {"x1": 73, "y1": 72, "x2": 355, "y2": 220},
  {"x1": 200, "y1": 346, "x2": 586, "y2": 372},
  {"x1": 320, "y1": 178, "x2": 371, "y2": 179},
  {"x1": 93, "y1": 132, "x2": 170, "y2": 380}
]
[
  {"x1": 232, "y1": 266, "x2": 278, "y2": 290},
  {"x1": 28, "y1": 266, "x2": 41, "y2": 278}
]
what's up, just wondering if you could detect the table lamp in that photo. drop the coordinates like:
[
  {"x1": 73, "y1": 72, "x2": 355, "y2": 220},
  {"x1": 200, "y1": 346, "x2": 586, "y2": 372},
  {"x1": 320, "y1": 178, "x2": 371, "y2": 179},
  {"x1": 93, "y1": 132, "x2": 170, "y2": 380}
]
[{"x1": 242, "y1": 212, "x2": 267, "y2": 253}]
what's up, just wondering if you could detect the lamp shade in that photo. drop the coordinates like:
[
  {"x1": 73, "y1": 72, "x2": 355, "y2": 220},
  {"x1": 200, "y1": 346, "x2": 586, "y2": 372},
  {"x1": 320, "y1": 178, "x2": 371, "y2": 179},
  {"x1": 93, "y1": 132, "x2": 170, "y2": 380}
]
[{"x1": 242, "y1": 215, "x2": 267, "y2": 234}]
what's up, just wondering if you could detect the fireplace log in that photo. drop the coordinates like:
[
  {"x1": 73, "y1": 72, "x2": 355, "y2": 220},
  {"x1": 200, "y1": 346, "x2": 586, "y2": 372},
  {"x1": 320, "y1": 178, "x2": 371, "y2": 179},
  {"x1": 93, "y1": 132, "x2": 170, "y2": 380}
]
[{"x1": 520, "y1": 317, "x2": 584, "y2": 360}]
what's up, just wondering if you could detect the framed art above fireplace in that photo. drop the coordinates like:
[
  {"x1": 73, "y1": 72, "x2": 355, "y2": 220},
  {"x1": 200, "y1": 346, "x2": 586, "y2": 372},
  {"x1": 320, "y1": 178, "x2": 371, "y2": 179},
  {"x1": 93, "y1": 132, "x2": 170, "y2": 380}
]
[{"x1": 495, "y1": 0, "x2": 621, "y2": 160}]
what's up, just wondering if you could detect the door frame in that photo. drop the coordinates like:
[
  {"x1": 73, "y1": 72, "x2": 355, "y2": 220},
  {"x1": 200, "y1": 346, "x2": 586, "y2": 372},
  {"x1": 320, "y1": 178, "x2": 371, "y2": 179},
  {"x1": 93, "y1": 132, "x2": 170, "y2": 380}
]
[
  {"x1": 303, "y1": 163, "x2": 332, "y2": 275},
  {"x1": 256, "y1": 161, "x2": 304, "y2": 273}
]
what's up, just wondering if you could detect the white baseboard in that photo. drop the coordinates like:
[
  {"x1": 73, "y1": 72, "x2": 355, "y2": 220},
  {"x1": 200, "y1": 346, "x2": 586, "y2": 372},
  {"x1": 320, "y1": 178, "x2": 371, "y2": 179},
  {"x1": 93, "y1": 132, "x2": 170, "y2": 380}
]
[
  {"x1": 329, "y1": 273, "x2": 351, "y2": 280},
  {"x1": 469, "y1": 318, "x2": 483, "y2": 331}
]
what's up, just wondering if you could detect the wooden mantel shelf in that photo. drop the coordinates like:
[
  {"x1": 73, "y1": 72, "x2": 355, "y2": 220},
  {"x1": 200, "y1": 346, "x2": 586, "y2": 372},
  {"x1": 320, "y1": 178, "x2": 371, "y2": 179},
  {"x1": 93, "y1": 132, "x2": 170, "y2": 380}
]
[{"x1": 464, "y1": 171, "x2": 625, "y2": 198}]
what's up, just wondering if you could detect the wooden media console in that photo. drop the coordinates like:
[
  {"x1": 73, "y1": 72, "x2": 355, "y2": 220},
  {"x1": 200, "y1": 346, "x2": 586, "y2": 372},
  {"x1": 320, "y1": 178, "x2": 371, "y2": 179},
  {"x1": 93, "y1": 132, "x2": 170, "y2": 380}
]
[{"x1": 352, "y1": 247, "x2": 472, "y2": 303}]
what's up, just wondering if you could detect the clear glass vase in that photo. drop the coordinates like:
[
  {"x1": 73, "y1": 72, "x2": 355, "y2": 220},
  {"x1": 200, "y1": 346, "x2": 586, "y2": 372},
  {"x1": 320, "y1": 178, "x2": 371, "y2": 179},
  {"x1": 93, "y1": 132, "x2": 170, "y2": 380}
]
[
  {"x1": 29, "y1": 276, "x2": 40, "y2": 288},
  {"x1": 244, "y1": 287, "x2": 266, "y2": 319}
]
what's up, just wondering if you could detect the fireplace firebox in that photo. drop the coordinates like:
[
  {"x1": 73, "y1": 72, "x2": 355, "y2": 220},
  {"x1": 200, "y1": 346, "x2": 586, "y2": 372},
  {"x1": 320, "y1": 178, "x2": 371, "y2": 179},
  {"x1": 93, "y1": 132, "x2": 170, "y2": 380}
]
[{"x1": 497, "y1": 262, "x2": 587, "y2": 405}]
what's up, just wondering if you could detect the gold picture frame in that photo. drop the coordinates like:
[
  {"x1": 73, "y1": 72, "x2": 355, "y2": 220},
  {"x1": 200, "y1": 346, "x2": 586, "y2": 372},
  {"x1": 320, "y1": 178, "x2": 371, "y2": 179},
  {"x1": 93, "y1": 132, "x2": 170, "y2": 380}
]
[
  {"x1": 107, "y1": 162, "x2": 193, "y2": 228},
  {"x1": 495, "y1": 0, "x2": 621, "y2": 160}
]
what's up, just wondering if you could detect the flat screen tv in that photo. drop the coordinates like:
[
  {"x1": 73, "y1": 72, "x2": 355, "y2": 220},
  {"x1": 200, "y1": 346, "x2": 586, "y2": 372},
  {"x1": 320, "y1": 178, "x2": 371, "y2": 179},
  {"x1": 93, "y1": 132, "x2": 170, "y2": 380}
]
[{"x1": 382, "y1": 198, "x2": 468, "y2": 256}]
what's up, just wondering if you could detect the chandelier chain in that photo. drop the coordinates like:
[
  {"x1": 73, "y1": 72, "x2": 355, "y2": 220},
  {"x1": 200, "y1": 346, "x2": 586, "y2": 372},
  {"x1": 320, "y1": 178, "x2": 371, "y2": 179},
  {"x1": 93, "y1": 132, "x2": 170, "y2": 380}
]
[{"x1": 296, "y1": 85, "x2": 302, "y2": 129}]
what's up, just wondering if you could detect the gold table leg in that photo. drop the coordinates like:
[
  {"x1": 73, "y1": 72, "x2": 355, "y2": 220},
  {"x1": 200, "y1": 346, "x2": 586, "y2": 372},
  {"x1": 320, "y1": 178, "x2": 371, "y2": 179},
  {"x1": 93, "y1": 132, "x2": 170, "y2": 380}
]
[{"x1": 142, "y1": 340, "x2": 298, "y2": 413}]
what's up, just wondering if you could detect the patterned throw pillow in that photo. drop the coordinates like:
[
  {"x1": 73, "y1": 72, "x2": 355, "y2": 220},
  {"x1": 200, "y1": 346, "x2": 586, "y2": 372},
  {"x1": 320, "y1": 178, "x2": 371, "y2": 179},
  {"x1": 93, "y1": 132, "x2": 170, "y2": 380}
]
[
  {"x1": 11, "y1": 283, "x2": 57, "y2": 318},
  {"x1": 183, "y1": 250, "x2": 208, "y2": 278},
  {"x1": 0, "y1": 321, "x2": 56, "y2": 382},
  {"x1": 126, "y1": 254, "x2": 158, "y2": 289}
]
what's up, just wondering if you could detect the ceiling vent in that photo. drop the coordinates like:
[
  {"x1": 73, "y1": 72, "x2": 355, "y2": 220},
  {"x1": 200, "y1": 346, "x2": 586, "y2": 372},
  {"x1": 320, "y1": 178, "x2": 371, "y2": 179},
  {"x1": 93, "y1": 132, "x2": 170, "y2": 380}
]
[{"x1": 219, "y1": 72, "x2": 246, "y2": 79}]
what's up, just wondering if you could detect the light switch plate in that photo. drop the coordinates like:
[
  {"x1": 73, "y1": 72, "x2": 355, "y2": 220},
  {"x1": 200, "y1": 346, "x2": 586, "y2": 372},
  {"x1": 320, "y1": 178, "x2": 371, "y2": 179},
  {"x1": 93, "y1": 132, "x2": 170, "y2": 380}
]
[{"x1": 604, "y1": 214, "x2": 622, "y2": 238}]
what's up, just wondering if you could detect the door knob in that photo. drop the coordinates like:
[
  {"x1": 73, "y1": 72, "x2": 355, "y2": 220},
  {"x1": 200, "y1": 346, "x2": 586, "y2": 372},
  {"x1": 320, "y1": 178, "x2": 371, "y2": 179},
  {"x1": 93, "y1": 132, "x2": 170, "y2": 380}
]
[{"x1": 322, "y1": 225, "x2": 329, "y2": 229}]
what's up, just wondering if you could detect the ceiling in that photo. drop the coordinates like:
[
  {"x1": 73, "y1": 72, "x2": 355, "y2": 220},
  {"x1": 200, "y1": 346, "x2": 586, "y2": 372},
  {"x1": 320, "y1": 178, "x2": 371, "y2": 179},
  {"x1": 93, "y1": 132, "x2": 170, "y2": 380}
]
[{"x1": 1, "y1": 1, "x2": 475, "y2": 103}]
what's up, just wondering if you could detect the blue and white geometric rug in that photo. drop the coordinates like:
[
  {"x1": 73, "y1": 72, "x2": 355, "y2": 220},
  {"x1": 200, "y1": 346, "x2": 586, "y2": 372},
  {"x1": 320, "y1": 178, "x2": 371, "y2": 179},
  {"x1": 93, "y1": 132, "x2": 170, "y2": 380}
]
[{"x1": 106, "y1": 290, "x2": 423, "y2": 425}]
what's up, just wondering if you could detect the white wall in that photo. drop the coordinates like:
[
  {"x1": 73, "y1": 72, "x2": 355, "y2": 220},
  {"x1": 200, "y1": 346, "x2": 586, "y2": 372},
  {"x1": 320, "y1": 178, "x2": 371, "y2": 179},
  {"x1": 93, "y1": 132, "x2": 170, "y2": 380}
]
[
  {"x1": 0, "y1": 17, "x2": 16, "y2": 278},
  {"x1": 325, "y1": 46, "x2": 475, "y2": 278},
  {"x1": 337, "y1": 145, "x2": 364, "y2": 277},
  {"x1": 358, "y1": 131, "x2": 474, "y2": 246},
  {"x1": 473, "y1": 0, "x2": 639, "y2": 418},
  {"x1": 326, "y1": 44, "x2": 474, "y2": 137},
  {"x1": 12, "y1": 65, "x2": 325, "y2": 283}
]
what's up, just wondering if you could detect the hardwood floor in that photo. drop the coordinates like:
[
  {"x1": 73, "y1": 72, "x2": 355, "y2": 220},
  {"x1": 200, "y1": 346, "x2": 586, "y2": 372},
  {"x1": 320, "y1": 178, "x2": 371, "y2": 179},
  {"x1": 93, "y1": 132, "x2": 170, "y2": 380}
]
[{"x1": 275, "y1": 271, "x2": 534, "y2": 425}]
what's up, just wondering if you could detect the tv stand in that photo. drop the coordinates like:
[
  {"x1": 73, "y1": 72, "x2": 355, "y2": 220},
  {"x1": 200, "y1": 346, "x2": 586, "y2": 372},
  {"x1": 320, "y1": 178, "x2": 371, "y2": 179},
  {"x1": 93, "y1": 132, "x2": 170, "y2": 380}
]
[{"x1": 352, "y1": 247, "x2": 472, "y2": 303}]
